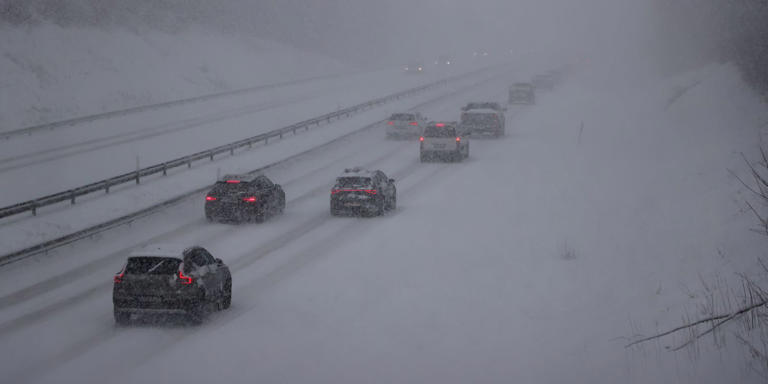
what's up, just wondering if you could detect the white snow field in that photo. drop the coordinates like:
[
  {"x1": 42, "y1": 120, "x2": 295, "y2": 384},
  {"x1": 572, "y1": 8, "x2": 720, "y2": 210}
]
[
  {"x1": 0, "y1": 24, "x2": 348, "y2": 132},
  {"x1": 0, "y1": 61, "x2": 766, "y2": 384}
]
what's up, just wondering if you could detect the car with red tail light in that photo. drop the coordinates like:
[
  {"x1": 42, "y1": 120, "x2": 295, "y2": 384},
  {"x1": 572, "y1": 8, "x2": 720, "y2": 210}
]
[
  {"x1": 385, "y1": 112, "x2": 428, "y2": 139},
  {"x1": 112, "y1": 244, "x2": 232, "y2": 325},
  {"x1": 204, "y1": 174, "x2": 285, "y2": 223},
  {"x1": 420, "y1": 122, "x2": 469, "y2": 162},
  {"x1": 330, "y1": 167, "x2": 396, "y2": 217}
]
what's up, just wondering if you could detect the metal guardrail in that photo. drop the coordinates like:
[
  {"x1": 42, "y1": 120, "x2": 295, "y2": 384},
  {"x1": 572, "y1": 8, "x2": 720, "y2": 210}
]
[
  {"x1": 0, "y1": 71, "x2": 363, "y2": 139},
  {"x1": 0, "y1": 65, "x2": 510, "y2": 266},
  {"x1": 0, "y1": 72, "x2": 463, "y2": 220}
]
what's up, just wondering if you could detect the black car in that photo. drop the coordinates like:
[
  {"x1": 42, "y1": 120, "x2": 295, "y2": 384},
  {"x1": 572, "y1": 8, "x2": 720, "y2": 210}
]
[
  {"x1": 508, "y1": 82, "x2": 536, "y2": 105},
  {"x1": 205, "y1": 174, "x2": 285, "y2": 223},
  {"x1": 330, "y1": 167, "x2": 396, "y2": 217},
  {"x1": 113, "y1": 244, "x2": 232, "y2": 325}
]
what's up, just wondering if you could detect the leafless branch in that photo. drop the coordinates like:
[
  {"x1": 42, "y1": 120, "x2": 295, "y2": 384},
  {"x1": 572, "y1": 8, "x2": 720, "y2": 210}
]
[{"x1": 626, "y1": 300, "x2": 768, "y2": 349}]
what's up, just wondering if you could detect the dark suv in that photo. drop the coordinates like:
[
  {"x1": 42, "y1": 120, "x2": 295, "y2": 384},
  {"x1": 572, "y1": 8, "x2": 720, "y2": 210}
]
[
  {"x1": 330, "y1": 167, "x2": 396, "y2": 217},
  {"x1": 113, "y1": 244, "x2": 232, "y2": 325},
  {"x1": 205, "y1": 174, "x2": 285, "y2": 223}
]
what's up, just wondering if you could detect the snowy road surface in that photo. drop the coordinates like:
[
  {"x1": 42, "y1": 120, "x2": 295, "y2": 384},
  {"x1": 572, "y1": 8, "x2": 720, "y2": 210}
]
[
  {"x1": 0, "y1": 64, "x2": 473, "y2": 206},
  {"x1": 0, "y1": 63, "x2": 765, "y2": 384}
]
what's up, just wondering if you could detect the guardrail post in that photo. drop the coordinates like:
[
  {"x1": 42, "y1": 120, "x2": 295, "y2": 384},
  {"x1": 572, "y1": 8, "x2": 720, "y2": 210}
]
[
  {"x1": 209, "y1": 151, "x2": 214, "y2": 161},
  {"x1": 105, "y1": 181, "x2": 110, "y2": 194},
  {"x1": 70, "y1": 191, "x2": 76, "y2": 205},
  {"x1": 248, "y1": 141, "x2": 252, "y2": 149},
  {"x1": 187, "y1": 160, "x2": 191, "y2": 168},
  {"x1": 135, "y1": 171, "x2": 140, "y2": 184},
  {"x1": 230, "y1": 146, "x2": 234, "y2": 156},
  {"x1": 279, "y1": 132, "x2": 283, "y2": 139},
  {"x1": 162, "y1": 163, "x2": 167, "y2": 176},
  {"x1": 31, "y1": 202, "x2": 37, "y2": 216}
]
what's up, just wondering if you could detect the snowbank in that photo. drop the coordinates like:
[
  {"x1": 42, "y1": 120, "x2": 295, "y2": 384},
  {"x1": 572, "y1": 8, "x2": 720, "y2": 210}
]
[{"x1": 0, "y1": 23, "x2": 347, "y2": 131}]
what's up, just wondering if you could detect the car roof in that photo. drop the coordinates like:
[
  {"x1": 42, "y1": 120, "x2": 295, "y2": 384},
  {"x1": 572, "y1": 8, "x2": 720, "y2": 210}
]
[
  {"x1": 338, "y1": 167, "x2": 376, "y2": 177},
  {"x1": 129, "y1": 243, "x2": 192, "y2": 258},
  {"x1": 463, "y1": 109, "x2": 499, "y2": 114}
]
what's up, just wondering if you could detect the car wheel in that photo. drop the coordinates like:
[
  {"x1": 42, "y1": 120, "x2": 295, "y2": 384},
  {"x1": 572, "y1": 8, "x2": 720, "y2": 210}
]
[
  {"x1": 420, "y1": 153, "x2": 427, "y2": 163},
  {"x1": 188, "y1": 299, "x2": 206, "y2": 325},
  {"x1": 222, "y1": 279, "x2": 232, "y2": 310},
  {"x1": 114, "y1": 308, "x2": 130, "y2": 326},
  {"x1": 390, "y1": 194, "x2": 397, "y2": 210},
  {"x1": 253, "y1": 210, "x2": 266, "y2": 223}
]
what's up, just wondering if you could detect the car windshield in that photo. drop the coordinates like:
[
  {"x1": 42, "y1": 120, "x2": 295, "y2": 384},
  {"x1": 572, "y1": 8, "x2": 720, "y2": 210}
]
[
  {"x1": 390, "y1": 114, "x2": 416, "y2": 121},
  {"x1": 335, "y1": 177, "x2": 373, "y2": 188},
  {"x1": 461, "y1": 113, "x2": 498, "y2": 125},
  {"x1": 125, "y1": 257, "x2": 181, "y2": 275},
  {"x1": 423, "y1": 126, "x2": 456, "y2": 137}
]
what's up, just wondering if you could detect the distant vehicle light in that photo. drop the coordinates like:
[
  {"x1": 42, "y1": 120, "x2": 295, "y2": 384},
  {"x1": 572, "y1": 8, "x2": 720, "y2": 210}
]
[
  {"x1": 114, "y1": 271, "x2": 124, "y2": 284},
  {"x1": 387, "y1": 121, "x2": 394, "y2": 125},
  {"x1": 419, "y1": 136, "x2": 424, "y2": 142},
  {"x1": 435, "y1": 123, "x2": 445, "y2": 127},
  {"x1": 205, "y1": 196, "x2": 217, "y2": 201},
  {"x1": 446, "y1": 61, "x2": 451, "y2": 65},
  {"x1": 242, "y1": 196, "x2": 257, "y2": 202},
  {"x1": 418, "y1": 67, "x2": 423, "y2": 71},
  {"x1": 226, "y1": 180, "x2": 241, "y2": 184},
  {"x1": 409, "y1": 121, "x2": 418, "y2": 126},
  {"x1": 456, "y1": 137, "x2": 461, "y2": 142}
]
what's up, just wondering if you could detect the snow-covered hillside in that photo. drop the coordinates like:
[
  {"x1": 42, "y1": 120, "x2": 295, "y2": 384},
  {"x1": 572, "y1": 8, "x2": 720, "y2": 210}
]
[{"x1": 0, "y1": 24, "x2": 348, "y2": 131}]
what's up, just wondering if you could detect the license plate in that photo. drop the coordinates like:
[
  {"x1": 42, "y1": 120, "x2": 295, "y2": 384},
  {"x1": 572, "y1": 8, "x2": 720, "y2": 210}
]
[
  {"x1": 345, "y1": 202, "x2": 361, "y2": 207},
  {"x1": 432, "y1": 143, "x2": 446, "y2": 149}
]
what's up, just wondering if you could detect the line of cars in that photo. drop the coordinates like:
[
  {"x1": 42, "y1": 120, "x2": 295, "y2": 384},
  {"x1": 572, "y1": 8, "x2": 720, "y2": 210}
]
[{"x1": 112, "y1": 71, "x2": 565, "y2": 326}]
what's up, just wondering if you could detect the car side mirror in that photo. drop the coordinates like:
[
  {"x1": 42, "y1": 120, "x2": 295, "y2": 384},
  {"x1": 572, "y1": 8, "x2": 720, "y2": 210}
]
[
  {"x1": 389, "y1": 178, "x2": 395, "y2": 183},
  {"x1": 215, "y1": 258, "x2": 223, "y2": 265}
]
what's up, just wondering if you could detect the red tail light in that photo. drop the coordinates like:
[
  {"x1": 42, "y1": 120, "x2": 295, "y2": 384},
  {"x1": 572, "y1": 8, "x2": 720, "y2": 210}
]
[
  {"x1": 387, "y1": 121, "x2": 394, "y2": 125},
  {"x1": 435, "y1": 123, "x2": 445, "y2": 127},
  {"x1": 226, "y1": 180, "x2": 241, "y2": 184},
  {"x1": 331, "y1": 189, "x2": 341, "y2": 195},
  {"x1": 114, "y1": 272, "x2": 124, "y2": 284},
  {"x1": 205, "y1": 196, "x2": 217, "y2": 201},
  {"x1": 365, "y1": 189, "x2": 377, "y2": 195},
  {"x1": 179, "y1": 270, "x2": 193, "y2": 285},
  {"x1": 419, "y1": 136, "x2": 424, "y2": 142},
  {"x1": 409, "y1": 121, "x2": 418, "y2": 126},
  {"x1": 456, "y1": 137, "x2": 461, "y2": 142},
  {"x1": 242, "y1": 196, "x2": 257, "y2": 202}
]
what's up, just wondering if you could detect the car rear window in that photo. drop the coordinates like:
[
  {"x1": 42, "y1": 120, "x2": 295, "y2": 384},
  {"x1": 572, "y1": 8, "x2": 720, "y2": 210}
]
[
  {"x1": 423, "y1": 126, "x2": 456, "y2": 137},
  {"x1": 390, "y1": 114, "x2": 416, "y2": 121},
  {"x1": 125, "y1": 257, "x2": 181, "y2": 275},
  {"x1": 335, "y1": 177, "x2": 373, "y2": 188},
  {"x1": 461, "y1": 113, "x2": 498, "y2": 125},
  {"x1": 210, "y1": 181, "x2": 250, "y2": 195}
]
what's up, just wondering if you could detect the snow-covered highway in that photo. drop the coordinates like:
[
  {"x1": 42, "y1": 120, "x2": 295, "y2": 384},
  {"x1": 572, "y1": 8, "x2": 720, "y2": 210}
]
[{"x1": 0, "y1": 61, "x2": 765, "y2": 383}]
